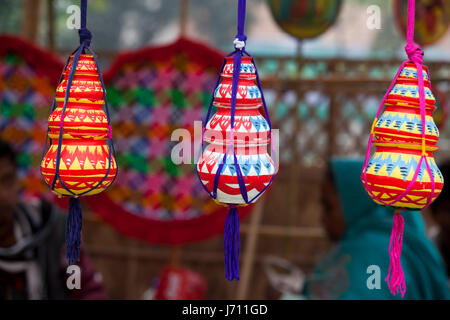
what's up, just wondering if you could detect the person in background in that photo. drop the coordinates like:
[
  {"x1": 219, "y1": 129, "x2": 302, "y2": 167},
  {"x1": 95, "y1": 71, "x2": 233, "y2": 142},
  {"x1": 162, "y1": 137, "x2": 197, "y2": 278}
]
[
  {"x1": 430, "y1": 160, "x2": 450, "y2": 285},
  {"x1": 300, "y1": 158, "x2": 449, "y2": 299},
  {"x1": 0, "y1": 139, "x2": 107, "y2": 299}
]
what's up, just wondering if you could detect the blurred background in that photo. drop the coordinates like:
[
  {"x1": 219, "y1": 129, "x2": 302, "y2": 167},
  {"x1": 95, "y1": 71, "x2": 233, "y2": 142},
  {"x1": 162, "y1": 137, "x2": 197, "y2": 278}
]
[{"x1": 0, "y1": 0, "x2": 449, "y2": 300}]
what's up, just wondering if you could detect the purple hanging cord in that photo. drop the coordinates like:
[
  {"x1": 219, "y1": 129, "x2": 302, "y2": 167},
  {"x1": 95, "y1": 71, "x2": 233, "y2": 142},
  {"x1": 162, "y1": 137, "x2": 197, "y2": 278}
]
[
  {"x1": 222, "y1": 0, "x2": 247, "y2": 281},
  {"x1": 195, "y1": 0, "x2": 276, "y2": 281},
  {"x1": 224, "y1": 206, "x2": 240, "y2": 281}
]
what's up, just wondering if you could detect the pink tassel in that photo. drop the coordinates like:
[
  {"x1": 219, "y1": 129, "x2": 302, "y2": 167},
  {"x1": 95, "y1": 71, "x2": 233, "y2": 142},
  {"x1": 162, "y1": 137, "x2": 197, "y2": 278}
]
[{"x1": 385, "y1": 210, "x2": 406, "y2": 298}]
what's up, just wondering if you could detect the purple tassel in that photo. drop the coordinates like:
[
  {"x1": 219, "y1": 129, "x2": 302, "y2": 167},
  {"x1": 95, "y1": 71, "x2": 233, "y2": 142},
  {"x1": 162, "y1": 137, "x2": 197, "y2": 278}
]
[
  {"x1": 385, "y1": 210, "x2": 406, "y2": 297},
  {"x1": 224, "y1": 207, "x2": 240, "y2": 281},
  {"x1": 66, "y1": 197, "x2": 82, "y2": 264}
]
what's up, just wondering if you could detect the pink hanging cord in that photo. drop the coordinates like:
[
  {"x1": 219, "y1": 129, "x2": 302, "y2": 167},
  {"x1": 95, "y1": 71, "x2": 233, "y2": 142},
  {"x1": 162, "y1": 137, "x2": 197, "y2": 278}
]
[
  {"x1": 361, "y1": 0, "x2": 435, "y2": 208},
  {"x1": 386, "y1": 209, "x2": 406, "y2": 297},
  {"x1": 361, "y1": 0, "x2": 436, "y2": 297}
]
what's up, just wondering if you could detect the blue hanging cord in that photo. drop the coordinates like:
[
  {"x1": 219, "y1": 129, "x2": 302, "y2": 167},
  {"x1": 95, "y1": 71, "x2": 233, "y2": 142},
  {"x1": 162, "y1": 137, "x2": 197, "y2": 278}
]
[
  {"x1": 66, "y1": 197, "x2": 82, "y2": 264},
  {"x1": 66, "y1": 1, "x2": 115, "y2": 263},
  {"x1": 79, "y1": 0, "x2": 92, "y2": 48},
  {"x1": 58, "y1": 2, "x2": 89, "y2": 263},
  {"x1": 42, "y1": 0, "x2": 115, "y2": 263}
]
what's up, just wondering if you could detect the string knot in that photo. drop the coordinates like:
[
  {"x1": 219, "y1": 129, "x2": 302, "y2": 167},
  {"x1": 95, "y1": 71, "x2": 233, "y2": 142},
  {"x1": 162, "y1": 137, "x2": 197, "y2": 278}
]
[
  {"x1": 79, "y1": 27, "x2": 92, "y2": 47},
  {"x1": 405, "y1": 42, "x2": 423, "y2": 65},
  {"x1": 233, "y1": 35, "x2": 246, "y2": 50}
]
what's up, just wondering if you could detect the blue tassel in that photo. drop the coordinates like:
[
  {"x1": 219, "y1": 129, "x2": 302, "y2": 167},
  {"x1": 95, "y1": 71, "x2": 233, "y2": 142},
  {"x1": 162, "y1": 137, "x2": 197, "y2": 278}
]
[
  {"x1": 66, "y1": 197, "x2": 82, "y2": 264},
  {"x1": 224, "y1": 207, "x2": 240, "y2": 281}
]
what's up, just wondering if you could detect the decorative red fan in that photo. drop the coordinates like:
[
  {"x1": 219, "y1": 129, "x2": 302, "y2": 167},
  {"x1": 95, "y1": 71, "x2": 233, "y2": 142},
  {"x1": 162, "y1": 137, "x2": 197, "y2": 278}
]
[{"x1": 86, "y1": 38, "x2": 253, "y2": 244}]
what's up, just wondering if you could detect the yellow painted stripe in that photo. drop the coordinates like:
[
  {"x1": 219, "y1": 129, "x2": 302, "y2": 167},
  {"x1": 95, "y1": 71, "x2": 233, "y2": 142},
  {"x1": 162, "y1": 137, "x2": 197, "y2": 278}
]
[{"x1": 373, "y1": 141, "x2": 438, "y2": 151}]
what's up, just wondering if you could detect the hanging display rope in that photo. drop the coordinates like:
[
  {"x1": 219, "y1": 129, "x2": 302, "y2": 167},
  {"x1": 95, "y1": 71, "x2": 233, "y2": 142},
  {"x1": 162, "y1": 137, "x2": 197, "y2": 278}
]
[
  {"x1": 361, "y1": 0, "x2": 443, "y2": 297},
  {"x1": 40, "y1": 0, "x2": 117, "y2": 264},
  {"x1": 196, "y1": 0, "x2": 277, "y2": 281}
]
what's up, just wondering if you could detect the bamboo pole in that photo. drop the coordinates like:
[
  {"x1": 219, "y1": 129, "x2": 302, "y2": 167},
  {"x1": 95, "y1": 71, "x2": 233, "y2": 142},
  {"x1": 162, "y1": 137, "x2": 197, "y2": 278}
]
[
  {"x1": 179, "y1": 0, "x2": 189, "y2": 38},
  {"x1": 22, "y1": 0, "x2": 42, "y2": 43}
]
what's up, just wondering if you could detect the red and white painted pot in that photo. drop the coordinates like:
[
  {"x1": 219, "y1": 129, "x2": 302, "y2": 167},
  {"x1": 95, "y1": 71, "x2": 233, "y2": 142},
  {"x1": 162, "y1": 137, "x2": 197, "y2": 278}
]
[
  {"x1": 221, "y1": 56, "x2": 257, "y2": 80},
  {"x1": 198, "y1": 55, "x2": 275, "y2": 205},
  {"x1": 204, "y1": 108, "x2": 270, "y2": 145},
  {"x1": 197, "y1": 143, "x2": 275, "y2": 204},
  {"x1": 213, "y1": 78, "x2": 262, "y2": 107}
]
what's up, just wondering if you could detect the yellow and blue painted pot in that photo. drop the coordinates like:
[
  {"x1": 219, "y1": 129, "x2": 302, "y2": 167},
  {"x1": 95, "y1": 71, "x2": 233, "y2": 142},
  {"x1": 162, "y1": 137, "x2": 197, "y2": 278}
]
[{"x1": 362, "y1": 142, "x2": 443, "y2": 209}]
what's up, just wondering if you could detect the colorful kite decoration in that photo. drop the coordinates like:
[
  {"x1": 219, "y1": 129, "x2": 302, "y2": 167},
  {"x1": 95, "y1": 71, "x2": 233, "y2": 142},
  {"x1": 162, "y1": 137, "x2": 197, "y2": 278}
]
[
  {"x1": 196, "y1": 0, "x2": 277, "y2": 281},
  {"x1": 268, "y1": 0, "x2": 342, "y2": 40},
  {"x1": 395, "y1": 0, "x2": 450, "y2": 47},
  {"x1": 361, "y1": 0, "x2": 443, "y2": 297},
  {"x1": 40, "y1": 0, "x2": 117, "y2": 263}
]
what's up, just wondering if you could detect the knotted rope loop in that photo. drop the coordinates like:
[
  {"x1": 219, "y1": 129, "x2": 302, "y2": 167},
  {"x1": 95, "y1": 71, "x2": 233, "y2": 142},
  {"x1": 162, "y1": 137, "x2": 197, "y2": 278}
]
[
  {"x1": 233, "y1": 38, "x2": 246, "y2": 50},
  {"x1": 78, "y1": 27, "x2": 92, "y2": 47},
  {"x1": 78, "y1": 0, "x2": 92, "y2": 47},
  {"x1": 234, "y1": 0, "x2": 247, "y2": 50},
  {"x1": 405, "y1": 42, "x2": 423, "y2": 65}
]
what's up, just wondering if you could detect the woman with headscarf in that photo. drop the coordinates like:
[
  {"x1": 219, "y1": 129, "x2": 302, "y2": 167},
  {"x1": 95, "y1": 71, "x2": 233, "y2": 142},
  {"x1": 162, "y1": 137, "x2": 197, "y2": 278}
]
[{"x1": 301, "y1": 158, "x2": 449, "y2": 299}]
